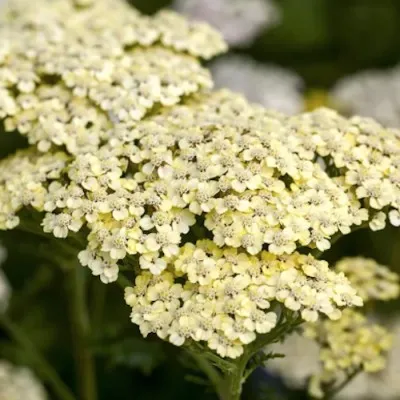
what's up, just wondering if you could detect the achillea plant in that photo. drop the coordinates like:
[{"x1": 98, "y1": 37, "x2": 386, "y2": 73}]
[
  {"x1": 0, "y1": 0, "x2": 400, "y2": 399},
  {"x1": 269, "y1": 256, "x2": 400, "y2": 399}
]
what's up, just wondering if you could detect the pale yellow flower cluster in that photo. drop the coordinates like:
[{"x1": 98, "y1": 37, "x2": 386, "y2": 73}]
[
  {"x1": 0, "y1": 360, "x2": 47, "y2": 400},
  {"x1": 0, "y1": 0, "x2": 226, "y2": 154},
  {"x1": 335, "y1": 257, "x2": 400, "y2": 302},
  {"x1": 0, "y1": 149, "x2": 69, "y2": 231},
  {"x1": 305, "y1": 309, "x2": 393, "y2": 399},
  {"x1": 2, "y1": 91, "x2": 400, "y2": 284},
  {"x1": 268, "y1": 322, "x2": 400, "y2": 400},
  {"x1": 267, "y1": 256, "x2": 400, "y2": 397},
  {"x1": 0, "y1": 0, "x2": 400, "y2": 364},
  {"x1": 125, "y1": 241, "x2": 361, "y2": 358},
  {"x1": 290, "y1": 109, "x2": 400, "y2": 231}
]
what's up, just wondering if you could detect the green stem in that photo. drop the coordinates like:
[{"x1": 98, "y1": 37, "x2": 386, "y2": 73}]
[
  {"x1": 67, "y1": 265, "x2": 97, "y2": 400},
  {"x1": 191, "y1": 350, "x2": 247, "y2": 400},
  {"x1": 0, "y1": 314, "x2": 76, "y2": 400},
  {"x1": 117, "y1": 273, "x2": 132, "y2": 289},
  {"x1": 218, "y1": 353, "x2": 249, "y2": 400},
  {"x1": 91, "y1": 282, "x2": 106, "y2": 333},
  {"x1": 191, "y1": 311, "x2": 302, "y2": 400},
  {"x1": 323, "y1": 369, "x2": 361, "y2": 400},
  {"x1": 190, "y1": 352, "x2": 223, "y2": 396}
]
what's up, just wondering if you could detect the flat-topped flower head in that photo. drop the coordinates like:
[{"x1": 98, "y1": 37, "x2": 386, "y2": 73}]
[
  {"x1": 267, "y1": 313, "x2": 399, "y2": 399},
  {"x1": 305, "y1": 309, "x2": 393, "y2": 399},
  {"x1": 2, "y1": 1, "x2": 400, "y2": 398},
  {"x1": 0, "y1": 0, "x2": 226, "y2": 154},
  {"x1": 334, "y1": 257, "x2": 400, "y2": 302},
  {"x1": 124, "y1": 241, "x2": 362, "y2": 358},
  {"x1": 0, "y1": 360, "x2": 47, "y2": 400},
  {"x1": 3, "y1": 90, "x2": 400, "y2": 284}
]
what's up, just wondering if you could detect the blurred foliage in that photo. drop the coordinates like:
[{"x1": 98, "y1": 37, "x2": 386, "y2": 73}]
[{"x1": 129, "y1": 0, "x2": 400, "y2": 88}]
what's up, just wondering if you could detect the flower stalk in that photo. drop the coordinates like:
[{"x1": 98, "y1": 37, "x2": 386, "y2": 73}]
[
  {"x1": 0, "y1": 314, "x2": 76, "y2": 400},
  {"x1": 67, "y1": 264, "x2": 98, "y2": 400},
  {"x1": 189, "y1": 311, "x2": 302, "y2": 400}
]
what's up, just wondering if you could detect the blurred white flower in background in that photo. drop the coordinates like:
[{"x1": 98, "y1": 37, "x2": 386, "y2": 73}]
[
  {"x1": 172, "y1": 0, "x2": 280, "y2": 47},
  {"x1": 0, "y1": 245, "x2": 9, "y2": 313},
  {"x1": 267, "y1": 319, "x2": 400, "y2": 399},
  {"x1": 267, "y1": 331, "x2": 320, "y2": 389},
  {"x1": 0, "y1": 360, "x2": 47, "y2": 400},
  {"x1": 331, "y1": 66, "x2": 400, "y2": 128},
  {"x1": 210, "y1": 55, "x2": 304, "y2": 114}
]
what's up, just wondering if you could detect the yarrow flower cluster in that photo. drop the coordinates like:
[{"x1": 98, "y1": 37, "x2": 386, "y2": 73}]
[
  {"x1": 1, "y1": 0, "x2": 400, "y2": 369},
  {"x1": 271, "y1": 318, "x2": 400, "y2": 400},
  {"x1": 172, "y1": 0, "x2": 280, "y2": 47},
  {"x1": 0, "y1": 360, "x2": 47, "y2": 400},
  {"x1": 0, "y1": 0, "x2": 226, "y2": 154},
  {"x1": 335, "y1": 257, "x2": 400, "y2": 302},
  {"x1": 331, "y1": 66, "x2": 400, "y2": 128},
  {"x1": 305, "y1": 309, "x2": 393, "y2": 399},
  {"x1": 210, "y1": 55, "x2": 304, "y2": 114},
  {"x1": 3, "y1": 90, "x2": 400, "y2": 284},
  {"x1": 267, "y1": 256, "x2": 400, "y2": 397},
  {"x1": 125, "y1": 244, "x2": 362, "y2": 357}
]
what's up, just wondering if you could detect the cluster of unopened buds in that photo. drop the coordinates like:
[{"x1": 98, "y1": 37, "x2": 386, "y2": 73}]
[{"x1": 0, "y1": 3, "x2": 399, "y2": 396}]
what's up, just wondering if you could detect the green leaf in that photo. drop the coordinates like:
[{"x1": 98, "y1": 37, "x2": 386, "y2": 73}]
[{"x1": 96, "y1": 337, "x2": 166, "y2": 375}]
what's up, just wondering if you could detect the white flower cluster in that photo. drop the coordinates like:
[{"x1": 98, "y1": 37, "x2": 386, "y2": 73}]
[
  {"x1": 335, "y1": 257, "x2": 400, "y2": 302},
  {"x1": 0, "y1": 149, "x2": 69, "y2": 231},
  {"x1": 289, "y1": 108, "x2": 400, "y2": 232},
  {"x1": 267, "y1": 256, "x2": 400, "y2": 398},
  {"x1": 0, "y1": 245, "x2": 10, "y2": 313},
  {"x1": 2, "y1": 90, "x2": 400, "y2": 283},
  {"x1": 1, "y1": 0, "x2": 400, "y2": 364},
  {"x1": 0, "y1": 360, "x2": 47, "y2": 400},
  {"x1": 331, "y1": 66, "x2": 400, "y2": 128},
  {"x1": 305, "y1": 309, "x2": 392, "y2": 399},
  {"x1": 267, "y1": 330, "x2": 320, "y2": 389},
  {"x1": 172, "y1": 0, "x2": 280, "y2": 46},
  {"x1": 0, "y1": 0, "x2": 226, "y2": 154},
  {"x1": 268, "y1": 311, "x2": 393, "y2": 399},
  {"x1": 362, "y1": 318, "x2": 400, "y2": 400},
  {"x1": 125, "y1": 241, "x2": 362, "y2": 358},
  {"x1": 210, "y1": 55, "x2": 304, "y2": 114},
  {"x1": 269, "y1": 316, "x2": 400, "y2": 400}
]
